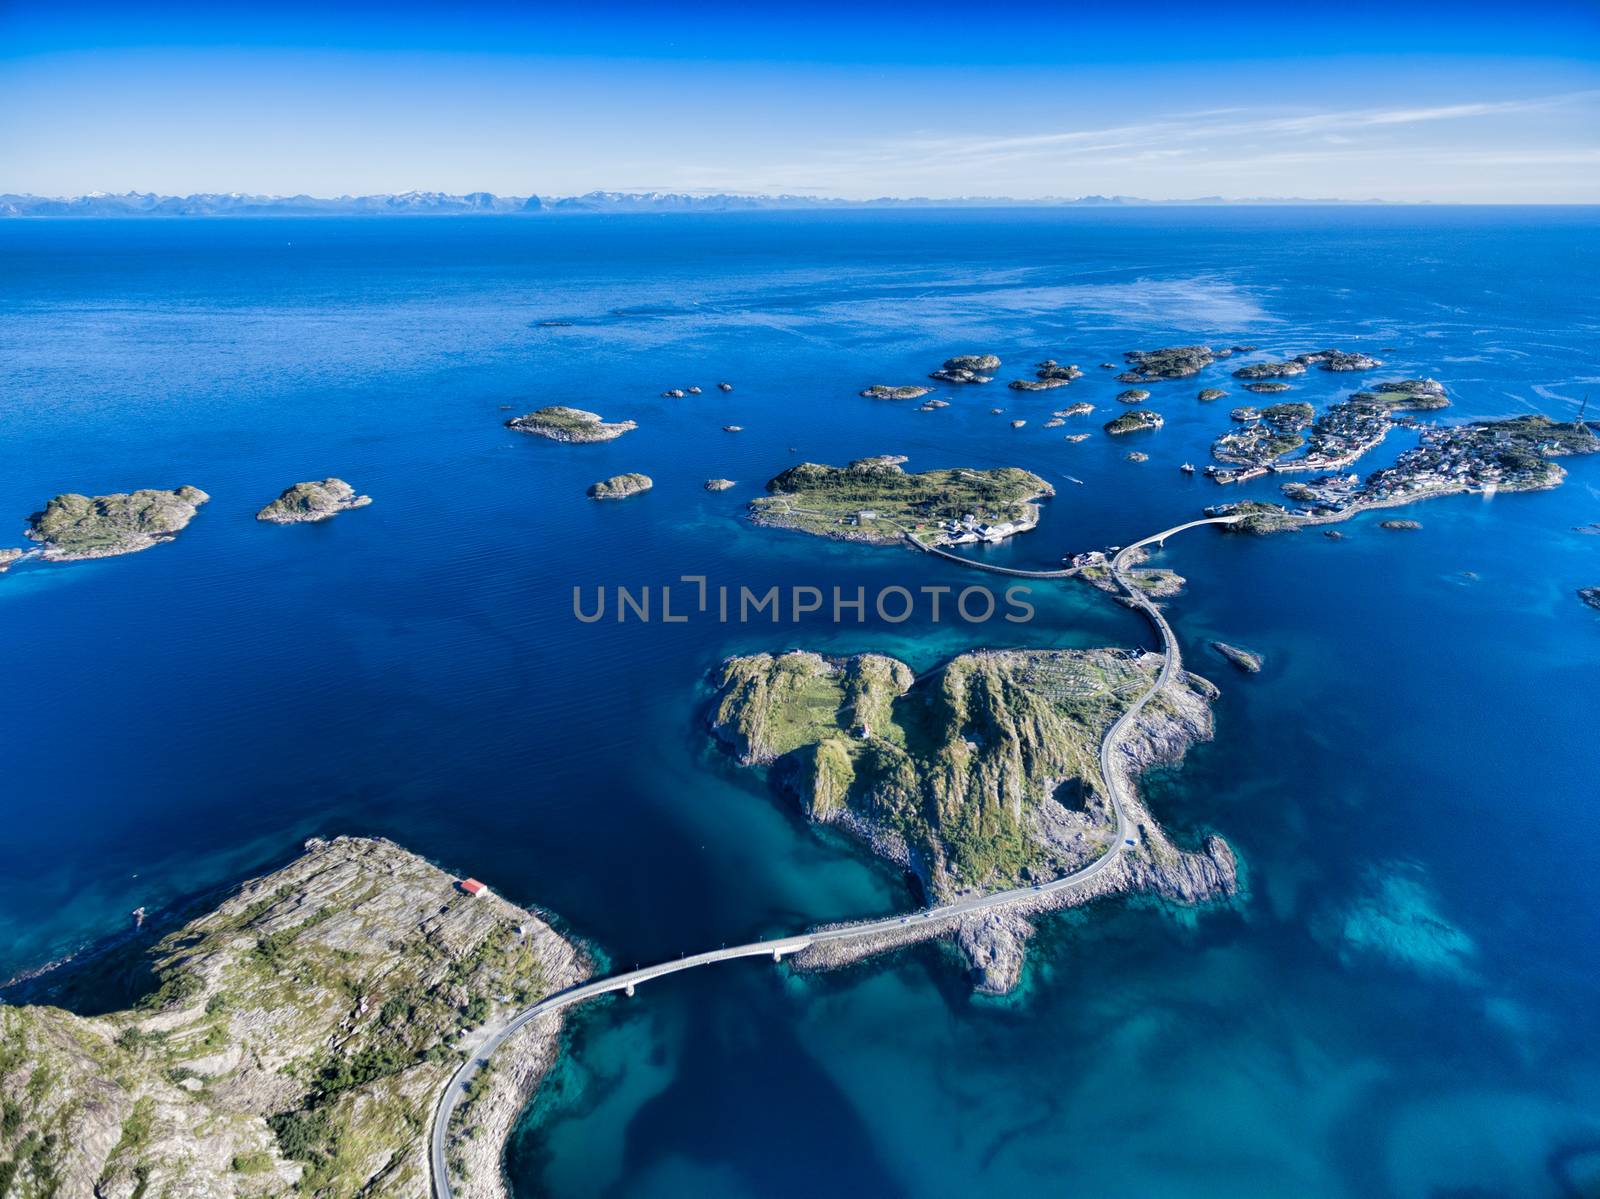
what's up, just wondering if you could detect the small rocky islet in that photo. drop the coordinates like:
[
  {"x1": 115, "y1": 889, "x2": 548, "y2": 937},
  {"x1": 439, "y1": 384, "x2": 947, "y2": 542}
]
[
  {"x1": 1579, "y1": 587, "x2": 1600, "y2": 612},
  {"x1": 1105, "y1": 409, "x2": 1164, "y2": 435},
  {"x1": 861, "y1": 384, "x2": 933, "y2": 400},
  {"x1": 506, "y1": 405, "x2": 637, "y2": 442},
  {"x1": 255, "y1": 478, "x2": 371, "y2": 524},
  {"x1": 587, "y1": 472, "x2": 654, "y2": 500},
  {"x1": 1008, "y1": 359, "x2": 1083, "y2": 390},
  {"x1": 704, "y1": 478, "x2": 736, "y2": 491},
  {"x1": 1210, "y1": 641, "x2": 1264, "y2": 673},
  {"x1": 24, "y1": 486, "x2": 211, "y2": 561},
  {"x1": 929, "y1": 354, "x2": 1001, "y2": 384}
]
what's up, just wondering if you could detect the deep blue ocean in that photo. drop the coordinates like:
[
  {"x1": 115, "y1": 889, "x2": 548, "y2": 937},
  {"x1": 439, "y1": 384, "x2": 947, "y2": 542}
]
[{"x1": 2, "y1": 208, "x2": 1597, "y2": 1197}]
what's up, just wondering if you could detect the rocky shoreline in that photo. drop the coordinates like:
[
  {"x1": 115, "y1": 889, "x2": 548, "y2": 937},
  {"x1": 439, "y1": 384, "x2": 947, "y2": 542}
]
[
  {"x1": 25, "y1": 486, "x2": 211, "y2": 560},
  {"x1": 256, "y1": 477, "x2": 372, "y2": 524},
  {"x1": 0, "y1": 836, "x2": 586, "y2": 1199},
  {"x1": 790, "y1": 671, "x2": 1237, "y2": 993}
]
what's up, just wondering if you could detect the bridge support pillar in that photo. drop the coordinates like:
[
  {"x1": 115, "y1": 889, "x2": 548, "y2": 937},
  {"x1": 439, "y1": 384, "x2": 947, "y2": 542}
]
[
  {"x1": 624, "y1": 982, "x2": 635, "y2": 997},
  {"x1": 773, "y1": 949, "x2": 783, "y2": 962}
]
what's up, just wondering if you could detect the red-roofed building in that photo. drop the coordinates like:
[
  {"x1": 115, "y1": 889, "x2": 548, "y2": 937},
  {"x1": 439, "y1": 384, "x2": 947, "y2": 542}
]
[{"x1": 459, "y1": 878, "x2": 488, "y2": 898}]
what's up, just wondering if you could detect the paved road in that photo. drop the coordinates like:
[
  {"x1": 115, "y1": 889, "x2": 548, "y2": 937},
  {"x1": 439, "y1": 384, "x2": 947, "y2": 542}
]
[
  {"x1": 908, "y1": 536, "x2": 1080, "y2": 578},
  {"x1": 429, "y1": 513, "x2": 1242, "y2": 1198}
]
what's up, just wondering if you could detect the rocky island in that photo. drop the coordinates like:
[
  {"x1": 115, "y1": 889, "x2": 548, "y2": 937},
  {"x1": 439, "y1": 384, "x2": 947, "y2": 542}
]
[
  {"x1": 1210, "y1": 641, "x2": 1263, "y2": 673},
  {"x1": 1117, "y1": 388, "x2": 1152, "y2": 403},
  {"x1": 256, "y1": 478, "x2": 372, "y2": 524},
  {"x1": 747, "y1": 455, "x2": 1052, "y2": 547},
  {"x1": 1211, "y1": 401, "x2": 1315, "y2": 467},
  {"x1": 24, "y1": 486, "x2": 210, "y2": 560},
  {"x1": 1009, "y1": 360, "x2": 1082, "y2": 390},
  {"x1": 1117, "y1": 345, "x2": 1214, "y2": 383},
  {"x1": 1233, "y1": 359, "x2": 1307, "y2": 380},
  {"x1": 710, "y1": 649, "x2": 1236, "y2": 991},
  {"x1": 1105, "y1": 409, "x2": 1164, "y2": 435},
  {"x1": 0, "y1": 547, "x2": 23, "y2": 573},
  {"x1": 506, "y1": 406, "x2": 636, "y2": 442},
  {"x1": 929, "y1": 354, "x2": 1000, "y2": 384},
  {"x1": 0, "y1": 836, "x2": 584, "y2": 1199},
  {"x1": 704, "y1": 478, "x2": 736, "y2": 491},
  {"x1": 587, "y1": 472, "x2": 653, "y2": 499},
  {"x1": 1198, "y1": 388, "x2": 1227, "y2": 402},
  {"x1": 1580, "y1": 587, "x2": 1600, "y2": 612},
  {"x1": 1220, "y1": 413, "x2": 1596, "y2": 533},
  {"x1": 860, "y1": 384, "x2": 933, "y2": 400}
]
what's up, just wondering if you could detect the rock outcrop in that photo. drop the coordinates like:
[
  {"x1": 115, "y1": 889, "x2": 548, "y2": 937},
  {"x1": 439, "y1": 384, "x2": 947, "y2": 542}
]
[
  {"x1": 506, "y1": 406, "x2": 636, "y2": 442},
  {"x1": 860, "y1": 385, "x2": 933, "y2": 400},
  {"x1": 255, "y1": 478, "x2": 372, "y2": 524},
  {"x1": 1209, "y1": 640, "x2": 1263, "y2": 673},
  {"x1": 1117, "y1": 345, "x2": 1214, "y2": 383},
  {"x1": 929, "y1": 354, "x2": 1000, "y2": 384},
  {"x1": 587, "y1": 472, "x2": 653, "y2": 499},
  {"x1": 1104, "y1": 410, "x2": 1163, "y2": 435},
  {"x1": 25, "y1": 486, "x2": 211, "y2": 560},
  {"x1": 0, "y1": 837, "x2": 585, "y2": 1199}
]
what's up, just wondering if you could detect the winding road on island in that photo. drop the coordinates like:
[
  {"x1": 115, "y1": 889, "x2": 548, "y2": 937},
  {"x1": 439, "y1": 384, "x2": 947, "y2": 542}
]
[{"x1": 429, "y1": 514, "x2": 1244, "y2": 1198}]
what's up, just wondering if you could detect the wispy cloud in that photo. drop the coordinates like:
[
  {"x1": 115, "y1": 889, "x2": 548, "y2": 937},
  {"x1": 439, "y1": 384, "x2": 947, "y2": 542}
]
[
  {"x1": 863, "y1": 90, "x2": 1600, "y2": 173},
  {"x1": 768, "y1": 89, "x2": 1600, "y2": 199}
]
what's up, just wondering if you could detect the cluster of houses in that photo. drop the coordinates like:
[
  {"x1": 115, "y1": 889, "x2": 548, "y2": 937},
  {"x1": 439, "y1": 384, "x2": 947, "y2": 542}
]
[{"x1": 938, "y1": 512, "x2": 1025, "y2": 545}]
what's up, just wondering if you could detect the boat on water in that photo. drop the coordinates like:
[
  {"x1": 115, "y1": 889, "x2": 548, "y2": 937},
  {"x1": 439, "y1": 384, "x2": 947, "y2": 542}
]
[
  {"x1": 1062, "y1": 474, "x2": 1085, "y2": 485},
  {"x1": 1180, "y1": 462, "x2": 1195, "y2": 474}
]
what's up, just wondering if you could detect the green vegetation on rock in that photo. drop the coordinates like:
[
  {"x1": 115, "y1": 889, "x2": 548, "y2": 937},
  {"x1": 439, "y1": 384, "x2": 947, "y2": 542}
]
[
  {"x1": 0, "y1": 837, "x2": 582, "y2": 1198},
  {"x1": 505, "y1": 405, "x2": 637, "y2": 442},
  {"x1": 587, "y1": 472, "x2": 653, "y2": 499},
  {"x1": 712, "y1": 647, "x2": 1206, "y2": 895},
  {"x1": 1104, "y1": 410, "x2": 1163, "y2": 435},
  {"x1": 1118, "y1": 345, "x2": 1214, "y2": 382},
  {"x1": 25, "y1": 487, "x2": 210, "y2": 560},
  {"x1": 256, "y1": 478, "x2": 372, "y2": 524},
  {"x1": 860, "y1": 385, "x2": 933, "y2": 400},
  {"x1": 748, "y1": 455, "x2": 1051, "y2": 546}
]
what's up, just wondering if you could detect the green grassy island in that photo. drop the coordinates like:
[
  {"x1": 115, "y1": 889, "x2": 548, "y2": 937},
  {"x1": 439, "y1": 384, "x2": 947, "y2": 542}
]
[
  {"x1": 711, "y1": 648, "x2": 1217, "y2": 898},
  {"x1": 0, "y1": 837, "x2": 584, "y2": 1199},
  {"x1": 505, "y1": 405, "x2": 637, "y2": 442},
  {"x1": 25, "y1": 487, "x2": 211, "y2": 560},
  {"x1": 747, "y1": 455, "x2": 1052, "y2": 546}
]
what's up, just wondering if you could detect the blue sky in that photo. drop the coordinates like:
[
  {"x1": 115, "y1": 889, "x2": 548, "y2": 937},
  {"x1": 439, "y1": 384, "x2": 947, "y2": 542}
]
[{"x1": 3, "y1": 1, "x2": 1597, "y2": 201}]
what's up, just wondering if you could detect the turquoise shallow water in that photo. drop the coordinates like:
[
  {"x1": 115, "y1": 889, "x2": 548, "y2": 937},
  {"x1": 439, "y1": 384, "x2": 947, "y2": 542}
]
[{"x1": 1, "y1": 208, "x2": 1597, "y2": 1197}]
